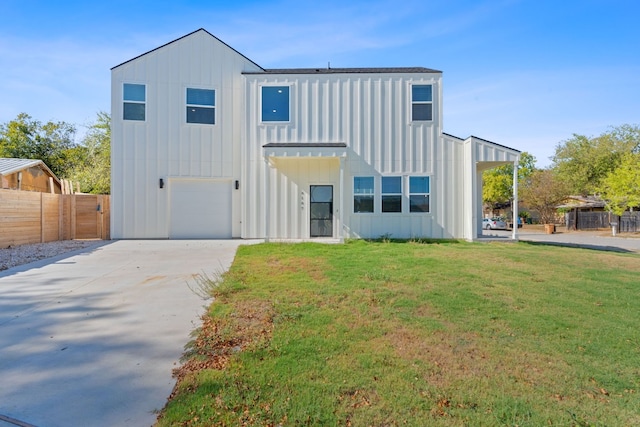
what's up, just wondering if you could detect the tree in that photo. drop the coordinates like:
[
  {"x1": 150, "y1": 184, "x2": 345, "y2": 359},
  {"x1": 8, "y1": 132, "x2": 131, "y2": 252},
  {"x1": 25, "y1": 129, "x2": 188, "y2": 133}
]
[
  {"x1": 552, "y1": 124, "x2": 640, "y2": 195},
  {"x1": 67, "y1": 112, "x2": 111, "y2": 194},
  {"x1": 598, "y1": 152, "x2": 640, "y2": 215},
  {"x1": 483, "y1": 152, "x2": 536, "y2": 209},
  {"x1": 520, "y1": 169, "x2": 569, "y2": 224},
  {"x1": 0, "y1": 113, "x2": 77, "y2": 177}
]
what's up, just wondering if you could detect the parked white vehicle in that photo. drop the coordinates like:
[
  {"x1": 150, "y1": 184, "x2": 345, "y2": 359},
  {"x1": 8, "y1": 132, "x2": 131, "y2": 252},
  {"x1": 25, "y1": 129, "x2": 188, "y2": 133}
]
[{"x1": 483, "y1": 217, "x2": 507, "y2": 230}]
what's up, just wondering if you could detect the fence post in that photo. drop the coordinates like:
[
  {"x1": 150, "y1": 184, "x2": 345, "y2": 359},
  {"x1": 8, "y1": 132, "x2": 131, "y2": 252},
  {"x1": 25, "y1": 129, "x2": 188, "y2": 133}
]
[
  {"x1": 70, "y1": 195, "x2": 76, "y2": 239},
  {"x1": 40, "y1": 192, "x2": 45, "y2": 243}
]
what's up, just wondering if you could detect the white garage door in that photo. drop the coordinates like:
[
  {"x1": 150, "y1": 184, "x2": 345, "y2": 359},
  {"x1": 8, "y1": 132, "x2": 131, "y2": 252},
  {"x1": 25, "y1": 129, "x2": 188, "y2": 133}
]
[{"x1": 169, "y1": 179, "x2": 232, "y2": 238}]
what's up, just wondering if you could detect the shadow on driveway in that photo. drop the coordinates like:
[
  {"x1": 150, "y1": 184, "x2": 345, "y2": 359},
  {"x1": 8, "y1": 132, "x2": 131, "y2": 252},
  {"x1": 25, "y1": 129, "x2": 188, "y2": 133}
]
[{"x1": 0, "y1": 239, "x2": 254, "y2": 427}]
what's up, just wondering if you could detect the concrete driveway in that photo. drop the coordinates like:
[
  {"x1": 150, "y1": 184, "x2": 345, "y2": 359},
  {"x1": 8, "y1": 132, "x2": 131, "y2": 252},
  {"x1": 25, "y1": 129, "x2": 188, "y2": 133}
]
[{"x1": 0, "y1": 239, "x2": 256, "y2": 427}]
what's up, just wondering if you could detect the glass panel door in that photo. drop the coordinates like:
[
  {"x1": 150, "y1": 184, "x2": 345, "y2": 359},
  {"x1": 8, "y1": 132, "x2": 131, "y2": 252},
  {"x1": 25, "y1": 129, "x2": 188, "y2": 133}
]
[{"x1": 310, "y1": 185, "x2": 333, "y2": 237}]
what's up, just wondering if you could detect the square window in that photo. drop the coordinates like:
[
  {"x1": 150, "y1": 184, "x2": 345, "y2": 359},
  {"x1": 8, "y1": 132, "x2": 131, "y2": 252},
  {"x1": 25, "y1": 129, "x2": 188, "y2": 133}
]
[
  {"x1": 124, "y1": 84, "x2": 145, "y2": 102},
  {"x1": 412, "y1": 85, "x2": 432, "y2": 102},
  {"x1": 123, "y1": 103, "x2": 145, "y2": 121},
  {"x1": 410, "y1": 195, "x2": 430, "y2": 212},
  {"x1": 354, "y1": 177, "x2": 374, "y2": 213},
  {"x1": 382, "y1": 176, "x2": 402, "y2": 213},
  {"x1": 262, "y1": 86, "x2": 290, "y2": 122},
  {"x1": 412, "y1": 84, "x2": 433, "y2": 122},
  {"x1": 410, "y1": 176, "x2": 430, "y2": 193},
  {"x1": 186, "y1": 88, "x2": 215, "y2": 124},
  {"x1": 187, "y1": 88, "x2": 215, "y2": 106},
  {"x1": 412, "y1": 104, "x2": 432, "y2": 121}
]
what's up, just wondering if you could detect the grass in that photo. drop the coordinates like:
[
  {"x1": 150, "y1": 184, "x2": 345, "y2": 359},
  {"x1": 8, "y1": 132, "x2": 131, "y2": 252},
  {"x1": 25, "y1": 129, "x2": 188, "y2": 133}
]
[{"x1": 157, "y1": 239, "x2": 640, "y2": 426}]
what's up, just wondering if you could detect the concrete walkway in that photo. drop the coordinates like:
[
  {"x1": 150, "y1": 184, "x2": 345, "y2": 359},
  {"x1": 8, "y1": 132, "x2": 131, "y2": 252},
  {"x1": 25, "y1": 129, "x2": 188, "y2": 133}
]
[
  {"x1": 0, "y1": 239, "x2": 257, "y2": 427},
  {"x1": 482, "y1": 228, "x2": 640, "y2": 253}
]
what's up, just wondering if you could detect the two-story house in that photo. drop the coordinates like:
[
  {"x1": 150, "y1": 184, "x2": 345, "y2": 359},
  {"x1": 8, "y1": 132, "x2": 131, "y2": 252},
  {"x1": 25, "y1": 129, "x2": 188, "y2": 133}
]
[{"x1": 111, "y1": 29, "x2": 520, "y2": 241}]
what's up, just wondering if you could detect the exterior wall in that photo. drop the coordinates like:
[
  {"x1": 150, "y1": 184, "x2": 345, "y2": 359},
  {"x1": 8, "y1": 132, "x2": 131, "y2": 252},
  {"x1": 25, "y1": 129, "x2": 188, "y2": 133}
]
[
  {"x1": 110, "y1": 30, "x2": 262, "y2": 238},
  {"x1": 110, "y1": 30, "x2": 522, "y2": 241},
  {"x1": 242, "y1": 72, "x2": 444, "y2": 239}
]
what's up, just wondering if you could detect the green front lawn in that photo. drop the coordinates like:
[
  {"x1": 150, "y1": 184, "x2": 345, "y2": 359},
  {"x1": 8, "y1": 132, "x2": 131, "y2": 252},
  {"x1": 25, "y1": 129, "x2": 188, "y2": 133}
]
[{"x1": 157, "y1": 240, "x2": 640, "y2": 426}]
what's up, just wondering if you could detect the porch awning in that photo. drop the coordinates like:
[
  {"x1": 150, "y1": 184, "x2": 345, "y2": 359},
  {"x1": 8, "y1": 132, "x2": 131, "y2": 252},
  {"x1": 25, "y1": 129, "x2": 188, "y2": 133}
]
[{"x1": 263, "y1": 143, "x2": 347, "y2": 158}]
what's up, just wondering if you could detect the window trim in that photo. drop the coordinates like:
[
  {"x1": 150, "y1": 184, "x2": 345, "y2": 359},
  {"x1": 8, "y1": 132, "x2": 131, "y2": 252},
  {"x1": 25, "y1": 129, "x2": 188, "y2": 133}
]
[
  {"x1": 409, "y1": 176, "x2": 431, "y2": 213},
  {"x1": 186, "y1": 87, "x2": 216, "y2": 125},
  {"x1": 381, "y1": 176, "x2": 402, "y2": 213},
  {"x1": 260, "y1": 85, "x2": 291, "y2": 123},
  {"x1": 123, "y1": 83, "x2": 146, "y2": 122},
  {"x1": 353, "y1": 176, "x2": 374, "y2": 214},
  {"x1": 411, "y1": 84, "x2": 433, "y2": 122}
]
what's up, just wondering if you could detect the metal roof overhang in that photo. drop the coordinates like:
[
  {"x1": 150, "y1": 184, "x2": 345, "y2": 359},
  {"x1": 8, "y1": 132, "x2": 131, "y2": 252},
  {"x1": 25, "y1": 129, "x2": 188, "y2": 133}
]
[{"x1": 263, "y1": 143, "x2": 347, "y2": 158}]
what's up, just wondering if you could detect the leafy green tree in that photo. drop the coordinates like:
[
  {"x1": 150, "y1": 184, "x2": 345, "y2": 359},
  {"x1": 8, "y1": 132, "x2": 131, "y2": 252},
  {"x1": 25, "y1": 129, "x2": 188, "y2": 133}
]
[
  {"x1": 598, "y1": 152, "x2": 640, "y2": 215},
  {"x1": 0, "y1": 113, "x2": 77, "y2": 177},
  {"x1": 483, "y1": 152, "x2": 536, "y2": 209},
  {"x1": 520, "y1": 169, "x2": 569, "y2": 224},
  {"x1": 552, "y1": 124, "x2": 640, "y2": 195},
  {"x1": 68, "y1": 112, "x2": 111, "y2": 194}
]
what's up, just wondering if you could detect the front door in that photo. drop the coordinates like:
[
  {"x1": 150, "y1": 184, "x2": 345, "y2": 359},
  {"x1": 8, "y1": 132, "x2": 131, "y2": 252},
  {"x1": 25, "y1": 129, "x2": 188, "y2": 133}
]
[{"x1": 310, "y1": 185, "x2": 333, "y2": 237}]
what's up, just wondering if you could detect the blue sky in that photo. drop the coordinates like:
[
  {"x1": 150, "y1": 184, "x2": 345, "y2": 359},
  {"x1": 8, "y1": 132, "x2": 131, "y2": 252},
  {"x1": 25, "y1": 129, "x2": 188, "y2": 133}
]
[{"x1": 1, "y1": 0, "x2": 639, "y2": 167}]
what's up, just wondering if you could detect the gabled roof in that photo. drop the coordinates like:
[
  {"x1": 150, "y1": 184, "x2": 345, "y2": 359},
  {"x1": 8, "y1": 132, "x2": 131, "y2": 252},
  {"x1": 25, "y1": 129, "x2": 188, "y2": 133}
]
[
  {"x1": 244, "y1": 67, "x2": 442, "y2": 75},
  {"x1": 111, "y1": 28, "x2": 264, "y2": 71},
  {"x1": 557, "y1": 196, "x2": 606, "y2": 209},
  {"x1": 1, "y1": 158, "x2": 46, "y2": 175},
  {"x1": 0, "y1": 158, "x2": 60, "y2": 182},
  {"x1": 112, "y1": 28, "x2": 442, "y2": 76}
]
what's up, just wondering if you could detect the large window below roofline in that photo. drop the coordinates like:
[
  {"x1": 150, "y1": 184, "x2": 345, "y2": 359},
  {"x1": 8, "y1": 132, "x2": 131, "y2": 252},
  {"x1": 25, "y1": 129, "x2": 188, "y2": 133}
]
[{"x1": 261, "y1": 86, "x2": 290, "y2": 122}]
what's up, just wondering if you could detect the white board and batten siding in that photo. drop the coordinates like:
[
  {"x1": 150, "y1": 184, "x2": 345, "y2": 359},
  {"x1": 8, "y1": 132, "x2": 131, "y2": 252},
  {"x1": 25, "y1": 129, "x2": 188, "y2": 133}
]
[
  {"x1": 241, "y1": 71, "x2": 445, "y2": 240},
  {"x1": 111, "y1": 29, "x2": 522, "y2": 241},
  {"x1": 111, "y1": 29, "x2": 261, "y2": 239}
]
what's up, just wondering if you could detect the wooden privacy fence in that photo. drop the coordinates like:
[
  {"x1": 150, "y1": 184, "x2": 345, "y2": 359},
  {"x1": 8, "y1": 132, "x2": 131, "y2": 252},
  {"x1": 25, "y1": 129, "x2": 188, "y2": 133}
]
[
  {"x1": 0, "y1": 189, "x2": 110, "y2": 248},
  {"x1": 565, "y1": 210, "x2": 640, "y2": 232}
]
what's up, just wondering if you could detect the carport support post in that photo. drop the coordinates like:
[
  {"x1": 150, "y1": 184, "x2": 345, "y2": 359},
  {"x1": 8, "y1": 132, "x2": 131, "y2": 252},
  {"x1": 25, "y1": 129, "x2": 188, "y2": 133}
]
[
  {"x1": 264, "y1": 157, "x2": 271, "y2": 242},
  {"x1": 339, "y1": 157, "x2": 344, "y2": 243},
  {"x1": 512, "y1": 159, "x2": 519, "y2": 240}
]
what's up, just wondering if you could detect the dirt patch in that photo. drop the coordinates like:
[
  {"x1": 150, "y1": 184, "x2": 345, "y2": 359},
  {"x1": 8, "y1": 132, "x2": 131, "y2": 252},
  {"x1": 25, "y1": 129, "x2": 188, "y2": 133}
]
[{"x1": 169, "y1": 300, "x2": 275, "y2": 399}]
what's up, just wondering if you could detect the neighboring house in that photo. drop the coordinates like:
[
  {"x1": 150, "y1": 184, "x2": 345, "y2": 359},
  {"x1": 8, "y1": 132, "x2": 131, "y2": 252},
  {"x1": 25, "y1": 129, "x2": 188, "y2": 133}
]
[
  {"x1": 110, "y1": 29, "x2": 521, "y2": 241},
  {"x1": 0, "y1": 158, "x2": 62, "y2": 194},
  {"x1": 557, "y1": 195, "x2": 607, "y2": 212}
]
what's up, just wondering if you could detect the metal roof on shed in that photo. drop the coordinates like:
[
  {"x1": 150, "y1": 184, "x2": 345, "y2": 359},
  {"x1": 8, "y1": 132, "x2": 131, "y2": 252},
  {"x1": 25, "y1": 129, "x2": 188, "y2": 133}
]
[{"x1": 0, "y1": 158, "x2": 59, "y2": 182}]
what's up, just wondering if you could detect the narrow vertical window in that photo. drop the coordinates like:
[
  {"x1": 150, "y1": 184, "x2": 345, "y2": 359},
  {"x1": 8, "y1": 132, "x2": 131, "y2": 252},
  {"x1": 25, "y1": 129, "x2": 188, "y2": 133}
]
[
  {"x1": 409, "y1": 176, "x2": 430, "y2": 212},
  {"x1": 382, "y1": 176, "x2": 402, "y2": 213},
  {"x1": 354, "y1": 177, "x2": 374, "y2": 213},
  {"x1": 123, "y1": 83, "x2": 145, "y2": 121},
  {"x1": 412, "y1": 84, "x2": 432, "y2": 121},
  {"x1": 262, "y1": 86, "x2": 290, "y2": 122},
  {"x1": 186, "y1": 88, "x2": 215, "y2": 124}
]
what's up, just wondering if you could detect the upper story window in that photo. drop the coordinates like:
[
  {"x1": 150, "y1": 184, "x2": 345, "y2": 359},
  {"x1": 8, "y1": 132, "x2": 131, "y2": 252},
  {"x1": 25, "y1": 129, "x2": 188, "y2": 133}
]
[
  {"x1": 411, "y1": 84, "x2": 432, "y2": 121},
  {"x1": 186, "y1": 88, "x2": 215, "y2": 124},
  {"x1": 123, "y1": 83, "x2": 145, "y2": 121},
  {"x1": 353, "y1": 177, "x2": 374, "y2": 213},
  {"x1": 409, "y1": 176, "x2": 430, "y2": 212},
  {"x1": 382, "y1": 176, "x2": 402, "y2": 213},
  {"x1": 262, "y1": 86, "x2": 290, "y2": 122}
]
